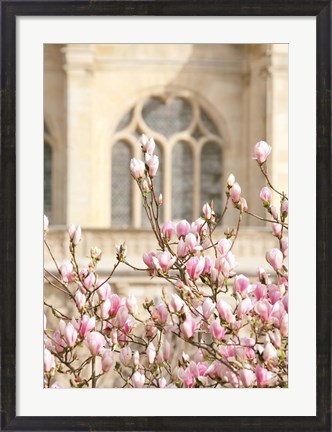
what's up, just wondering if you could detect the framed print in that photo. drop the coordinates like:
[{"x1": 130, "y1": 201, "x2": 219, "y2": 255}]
[{"x1": 1, "y1": 1, "x2": 331, "y2": 431}]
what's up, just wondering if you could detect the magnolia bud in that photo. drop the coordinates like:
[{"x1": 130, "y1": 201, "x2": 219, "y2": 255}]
[
  {"x1": 86, "y1": 331, "x2": 104, "y2": 356},
  {"x1": 146, "y1": 342, "x2": 156, "y2": 364},
  {"x1": 202, "y1": 202, "x2": 212, "y2": 220},
  {"x1": 254, "y1": 140, "x2": 272, "y2": 164},
  {"x1": 266, "y1": 248, "x2": 283, "y2": 271},
  {"x1": 260, "y1": 187, "x2": 272, "y2": 205},
  {"x1": 230, "y1": 182, "x2": 241, "y2": 203},
  {"x1": 90, "y1": 246, "x2": 102, "y2": 261},
  {"x1": 147, "y1": 155, "x2": 159, "y2": 177},
  {"x1": 75, "y1": 290, "x2": 86, "y2": 310},
  {"x1": 227, "y1": 173, "x2": 235, "y2": 187},
  {"x1": 126, "y1": 294, "x2": 138, "y2": 315},
  {"x1": 133, "y1": 350, "x2": 140, "y2": 366},
  {"x1": 120, "y1": 346, "x2": 132, "y2": 367},
  {"x1": 68, "y1": 224, "x2": 81, "y2": 246},
  {"x1": 139, "y1": 134, "x2": 149, "y2": 151},
  {"x1": 132, "y1": 371, "x2": 145, "y2": 388},
  {"x1": 146, "y1": 137, "x2": 156, "y2": 155},
  {"x1": 130, "y1": 158, "x2": 145, "y2": 179},
  {"x1": 101, "y1": 349, "x2": 114, "y2": 372}
]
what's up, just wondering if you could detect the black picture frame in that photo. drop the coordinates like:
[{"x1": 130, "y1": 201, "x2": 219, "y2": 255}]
[{"x1": 1, "y1": 1, "x2": 331, "y2": 431}]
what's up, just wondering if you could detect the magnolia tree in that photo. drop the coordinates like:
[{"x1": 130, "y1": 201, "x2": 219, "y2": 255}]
[{"x1": 44, "y1": 138, "x2": 288, "y2": 389}]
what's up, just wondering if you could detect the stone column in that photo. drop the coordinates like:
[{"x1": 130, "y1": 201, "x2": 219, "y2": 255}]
[
  {"x1": 63, "y1": 44, "x2": 95, "y2": 227},
  {"x1": 242, "y1": 45, "x2": 271, "y2": 226},
  {"x1": 266, "y1": 44, "x2": 289, "y2": 205}
]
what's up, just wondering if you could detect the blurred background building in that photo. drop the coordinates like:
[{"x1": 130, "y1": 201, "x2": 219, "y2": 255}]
[{"x1": 44, "y1": 44, "x2": 288, "y2": 303}]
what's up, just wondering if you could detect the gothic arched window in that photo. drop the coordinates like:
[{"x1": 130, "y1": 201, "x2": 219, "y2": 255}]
[
  {"x1": 111, "y1": 141, "x2": 133, "y2": 227},
  {"x1": 172, "y1": 142, "x2": 193, "y2": 221},
  {"x1": 111, "y1": 90, "x2": 223, "y2": 227}
]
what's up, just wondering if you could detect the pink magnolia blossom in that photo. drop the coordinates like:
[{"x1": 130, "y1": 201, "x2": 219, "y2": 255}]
[
  {"x1": 280, "y1": 313, "x2": 288, "y2": 336},
  {"x1": 230, "y1": 182, "x2": 241, "y2": 203},
  {"x1": 152, "y1": 303, "x2": 169, "y2": 324},
  {"x1": 272, "y1": 223, "x2": 282, "y2": 237},
  {"x1": 190, "y1": 218, "x2": 206, "y2": 236},
  {"x1": 163, "y1": 339, "x2": 170, "y2": 362},
  {"x1": 176, "y1": 219, "x2": 190, "y2": 238},
  {"x1": 68, "y1": 224, "x2": 82, "y2": 246},
  {"x1": 130, "y1": 158, "x2": 145, "y2": 179},
  {"x1": 146, "y1": 342, "x2": 156, "y2": 364},
  {"x1": 269, "y1": 329, "x2": 282, "y2": 348},
  {"x1": 147, "y1": 154, "x2": 159, "y2": 177},
  {"x1": 260, "y1": 186, "x2": 272, "y2": 203},
  {"x1": 100, "y1": 299, "x2": 111, "y2": 319},
  {"x1": 126, "y1": 294, "x2": 138, "y2": 315},
  {"x1": 178, "y1": 367, "x2": 195, "y2": 388},
  {"x1": 217, "y1": 238, "x2": 232, "y2": 256},
  {"x1": 143, "y1": 251, "x2": 155, "y2": 268},
  {"x1": 115, "y1": 306, "x2": 129, "y2": 327},
  {"x1": 217, "y1": 299, "x2": 235, "y2": 323},
  {"x1": 101, "y1": 349, "x2": 114, "y2": 372},
  {"x1": 109, "y1": 294, "x2": 121, "y2": 317},
  {"x1": 237, "y1": 297, "x2": 253, "y2": 319},
  {"x1": 75, "y1": 290, "x2": 86, "y2": 310},
  {"x1": 60, "y1": 262, "x2": 74, "y2": 283},
  {"x1": 281, "y1": 237, "x2": 288, "y2": 257},
  {"x1": 186, "y1": 256, "x2": 205, "y2": 280},
  {"x1": 152, "y1": 251, "x2": 176, "y2": 273},
  {"x1": 239, "y1": 369, "x2": 255, "y2": 388},
  {"x1": 210, "y1": 318, "x2": 225, "y2": 341},
  {"x1": 53, "y1": 331, "x2": 65, "y2": 353},
  {"x1": 146, "y1": 137, "x2": 156, "y2": 155},
  {"x1": 96, "y1": 282, "x2": 111, "y2": 302},
  {"x1": 263, "y1": 340, "x2": 278, "y2": 365},
  {"x1": 83, "y1": 272, "x2": 96, "y2": 290},
  {"x1": 132, "y1": 371, "x2": 145, "y2": 388},
  {"x1": 177, "y1": 238, "x2": 188, "y2": 257},
  {"x1": 133, "y1": 350, "x2": 140, "y2": 366},
  {"x1": 233, "y1": 274, "x2": 250, "y2": 297},
  {"x1": 184, "y1": 232, "x2": 201, "y2": 253},
  {"x1": 161, "y1": 220, "x2": 174, "y2": 240},
  {"x1": 202, "y1": 255, "x2": 212, "y2": 275},
  {"x1": 253, "y1": 283, "x2": 267, "y2": 300},
  {"x1": 63, "y1": 322, "x2": 78, "y2": 347},
  {"x1": 267, "y1": 284, "x2": 281, "y2": 304},
  {"x1": 270, "y1": 205, "x2": 278, "y2": 220},
  {"x1": 239, "y1": 197, "x2": 248, "y2": 212},
  {"x1": 76, "y1": 315, "x2": 95, "y2": 338},
  {"x1": 170, "y1": 294, "x2": 184, "y2": 313},
  {"x1": 254, "y1": 140, "x2": 271, "y2": 164},
  {"x1": 180, "y1": 314, "x2": 195, "y2": 339},
  {"x1": 256, "y1": 364, "x2": 270, "y2": 387},
  {"x1": 86, "y1": 331, "x2": 104, "y2": 356},
  {"x1": 120, "y1": 346, "x2": 132, "y2": 366},
  {"x1": 281, "y1": 200, "x2": 288, "y2": 217},
  {"x1": 266, "y1": 248, "x2": 283, "y2": 271},
  {"x1": 282, "y1": 294, "x2": 288, "y2": 313},
  {"x1": 202, "y1": 202, "x2": 212, "y2": 220},
  {"x1": 44, "y1": 348, "x2": 55, "y2": 372},
  {"x1": 202, "y1": 298, "x2": 215, "y2": 319},
  {"x1": 158, "y1": 377, "x2": 167, "y2": 388}
]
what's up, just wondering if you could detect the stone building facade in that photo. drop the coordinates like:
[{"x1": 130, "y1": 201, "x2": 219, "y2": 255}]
[{"x1": 44, "y1": 43, "x2": 288, "y2": 301}]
